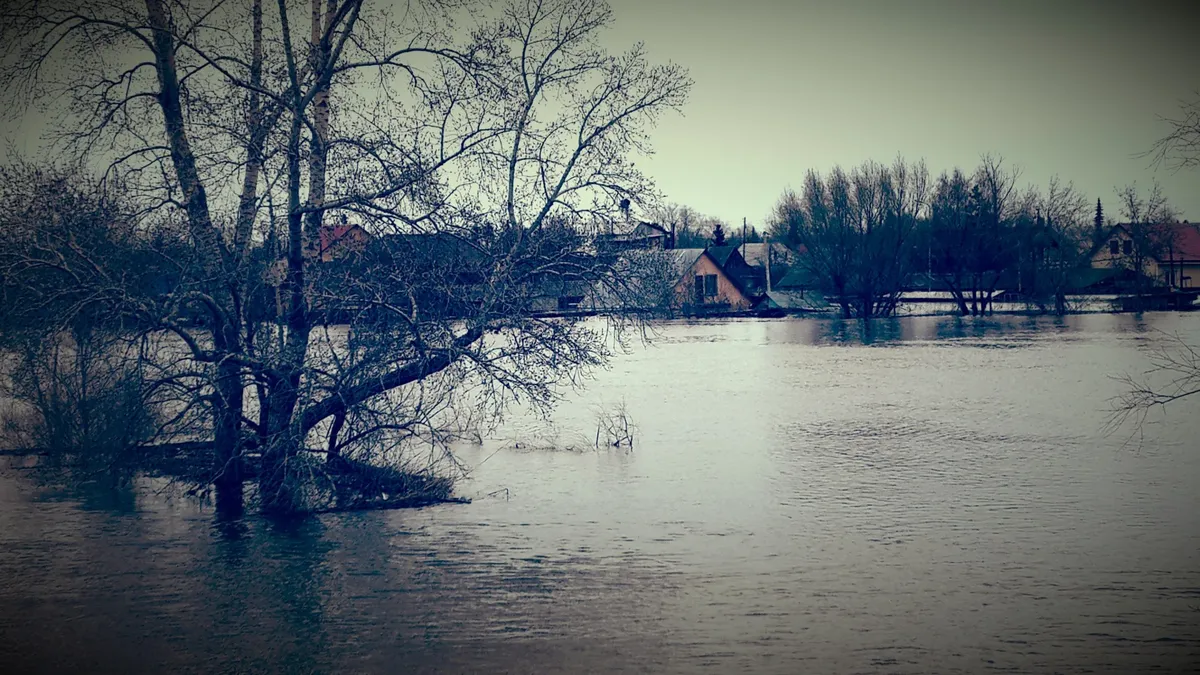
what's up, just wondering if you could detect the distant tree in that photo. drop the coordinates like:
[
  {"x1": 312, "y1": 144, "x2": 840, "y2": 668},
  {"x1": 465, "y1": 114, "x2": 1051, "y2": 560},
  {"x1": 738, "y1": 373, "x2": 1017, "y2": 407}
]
[
  {"x1": 1094, "y1": 198, "x2": 1105, "y2": 243},
  {"x1": 711, "y1": 222, "x2": 727, "y2": 246},
  {"x1": 926, "y1": 155, "x2": 1023, "y2": 316},
  {"x1": 772, "y1": 157, "x2": 929, "y2": 318},
  {"x1": 646, "y1": 202, "x2": 714, "y2": 248},
  {"x1": 1116, "y1": 180, "x2": 1176, "y2": 302},
  {"x1": 1017, "y1": 177, "x2": 1091, "y2": 315},
  {"x1": 729, "y1": 225, "x2": 763, "y2": 248},
  {"x1": 1141, "y1": 90, "x2": 1200, "y2": 171}
]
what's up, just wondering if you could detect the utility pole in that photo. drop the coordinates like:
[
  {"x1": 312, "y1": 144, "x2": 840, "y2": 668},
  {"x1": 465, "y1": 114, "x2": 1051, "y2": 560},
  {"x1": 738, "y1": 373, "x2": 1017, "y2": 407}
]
[
  {"x1": 742, "y1": 217, "x2": 747, "y2": 259},
  {"x1": 766, "y1": 242, "x2": 772, "y2": 293}
]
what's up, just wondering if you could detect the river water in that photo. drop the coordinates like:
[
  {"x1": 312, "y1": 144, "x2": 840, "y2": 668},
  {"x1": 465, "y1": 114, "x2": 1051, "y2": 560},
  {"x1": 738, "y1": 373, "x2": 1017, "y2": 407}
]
[{"x1": 2, "y1": 312, "x2": 1199, "y2": 674}]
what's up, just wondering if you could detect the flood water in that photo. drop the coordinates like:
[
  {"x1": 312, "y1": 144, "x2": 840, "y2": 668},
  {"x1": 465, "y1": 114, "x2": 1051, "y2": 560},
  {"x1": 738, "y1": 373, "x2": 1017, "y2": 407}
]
[{"x1": 2, "y1": 312, "x2": 1199, "y2": 674}]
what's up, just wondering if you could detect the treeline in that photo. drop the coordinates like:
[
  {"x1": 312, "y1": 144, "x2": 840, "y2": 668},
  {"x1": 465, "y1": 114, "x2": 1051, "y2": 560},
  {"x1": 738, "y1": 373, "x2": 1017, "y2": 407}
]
[
  {"x1": 764, "y1": 154, "x2": 1178, "y2": 318},
  {"x1": 647, "y1": 203, "x2": 764, "y2": 249}
]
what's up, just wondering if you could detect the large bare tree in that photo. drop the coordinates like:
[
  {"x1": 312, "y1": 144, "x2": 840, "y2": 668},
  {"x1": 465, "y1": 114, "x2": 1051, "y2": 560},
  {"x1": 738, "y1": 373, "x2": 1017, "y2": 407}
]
[{"x1": 0, "y1": 0, "x2": 690, "y2": 514}]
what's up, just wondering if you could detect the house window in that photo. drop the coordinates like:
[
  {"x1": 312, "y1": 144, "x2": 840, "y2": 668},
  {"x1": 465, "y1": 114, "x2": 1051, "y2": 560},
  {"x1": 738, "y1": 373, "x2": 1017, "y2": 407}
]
[
  {"x1": 1109, "y1": 240, "x2": 1119, "y2": 255},
  {"x1": 1122, "y1": 240, "x2": 1133, "y2": 255},
  {"x1": 694, "y1": 275, "x2": 704, "y2": 303},
  {"x1": 704, "y1": 274, "x2": 718, "y2": 297}
]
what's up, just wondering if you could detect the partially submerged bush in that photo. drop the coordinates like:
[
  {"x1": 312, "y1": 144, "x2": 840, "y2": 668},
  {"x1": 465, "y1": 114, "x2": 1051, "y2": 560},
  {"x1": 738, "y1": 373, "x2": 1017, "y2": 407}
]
[
  {"x1": 1, "y1": 329, "x2": 159, "y2": 462},
  {"x1": 254, "y1": 450, "x2": 457, "y2": 514},
  {"x1": 594, "y1": 400, "x2": 636, "y2": 449}
]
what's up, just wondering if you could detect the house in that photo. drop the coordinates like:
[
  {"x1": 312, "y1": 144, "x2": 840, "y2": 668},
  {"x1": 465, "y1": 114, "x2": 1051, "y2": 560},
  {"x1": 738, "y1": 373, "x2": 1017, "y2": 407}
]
[
  {"x1": 1159, "y1": 221, "x2": 1200, "y2": 289},
  {"x1": 737, "y1": 242, "x2": 793, "y2": 291},
  {"x1": 705, "y1": 245, "x2": 761, "y2": 294},
  {"x1": 1089, "y1": 223, "x2": 1165, "y2": 281},
  {"x1": 309, "y1": 218, "x2": 372, "y2": 262},
  {"x1": 762, "y1": 263, "x2": 829, "y2": 313},
  {"x1": 1090, "y1": 221, "x2": 1200, "y2": 289},
  {"x1": 596, "y1": 220, "x2": 673, "y2": 251},
  {"x1": 263, "y1": 218, "x2": 374, "y2": 286},
  {"x1": 666, "y1": 248, "x2": 753, "y2": 313}
]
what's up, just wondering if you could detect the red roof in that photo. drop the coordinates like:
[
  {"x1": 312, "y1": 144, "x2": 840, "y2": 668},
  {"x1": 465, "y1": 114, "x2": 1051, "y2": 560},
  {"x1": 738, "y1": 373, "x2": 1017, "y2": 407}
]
[
  {"x1": 1169, "y1": 222, "x2": 1200, "y2": 261},
  {"x1": 318, "y1": 222, "x2": 367, "y2": 255}
]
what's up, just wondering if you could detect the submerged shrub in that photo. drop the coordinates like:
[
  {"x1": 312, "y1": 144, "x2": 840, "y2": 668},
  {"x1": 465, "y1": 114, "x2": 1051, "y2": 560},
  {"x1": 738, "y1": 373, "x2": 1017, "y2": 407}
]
[{"x1": 2, "y1": 330, "x2": 159, "y2": 460}]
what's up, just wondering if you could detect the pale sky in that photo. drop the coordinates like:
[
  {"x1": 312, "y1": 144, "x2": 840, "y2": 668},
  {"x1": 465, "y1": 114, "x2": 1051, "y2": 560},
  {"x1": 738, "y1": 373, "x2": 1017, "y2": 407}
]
[
  {"x1": 1, "y1": 0, "x2": 1196, "y2": 227},
  {"x1": 603, "y1": 0, "x2": 1200, "y2": 226}
]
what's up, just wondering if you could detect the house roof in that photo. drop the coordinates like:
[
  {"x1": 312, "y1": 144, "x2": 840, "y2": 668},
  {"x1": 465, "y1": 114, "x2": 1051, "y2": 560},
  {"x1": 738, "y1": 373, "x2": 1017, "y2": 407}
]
[
  {"x1": 1093, "y1": 222, "x2": 1200, "y2": 262},
  {"x1": 599, "y1": 220, "x2": 669, "y2": 243},
  {"x1": 759, "y1": 289, "x2": 830, "y2": 311},
  {"x1": 737, "y1": 242, "x2": 789, "y2": 268},
  {"x1": 665, "y1": 248, "x2": 706, "y2": 280},
  {"x1": 318, "y1": 222, "x2": 369, "y2": 256},
  {"x1": 633, "y1": 221, "x2": 669, "y2": 236},
  {"x1": 1167, "y1": 222, "x2": 1200, "y2": 261},
  {"x1": 706, "y1": 245, "x2": 742, "y2": 268},
  {"x1": 774, "y1": 265, "x2": 822, "y2": 290}
]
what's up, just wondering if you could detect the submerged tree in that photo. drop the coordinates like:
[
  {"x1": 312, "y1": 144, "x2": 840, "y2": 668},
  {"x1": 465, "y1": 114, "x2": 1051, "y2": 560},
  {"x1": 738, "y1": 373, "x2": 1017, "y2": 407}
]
[
  {"x1": 0, "y1": 0, "x2": 690, "y2": 514},
  {"x1": 772, "y1": 157, "x2": 929, "y2": 318},
  {"x1": 923, "y1": 155, "x2": 1023, "y2": 316},
  {"x1": 1014, "y1": 177, "x2": 1091, "y2": 315}
]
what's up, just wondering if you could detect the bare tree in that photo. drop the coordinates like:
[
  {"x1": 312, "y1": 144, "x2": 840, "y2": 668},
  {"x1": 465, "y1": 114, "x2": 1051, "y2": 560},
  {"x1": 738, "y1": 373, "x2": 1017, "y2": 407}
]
[
  {"x1": 1141, "y1": 90, "x2": 1200, "y2": 171},
  {"x1": 924, "y1": 155, "x2": 1023, "y2": 316},
  {"x1": 1115, "y1": 180, "x2": 1176, "y2": 304},
  {"x1": 773, "y1": 157, "x2": 928, "y2": 318},
  {"x1": 0, "y1": 0, "x2": 690, "y2": 514},
  {"x1": 1014, "y1": 177, "x2": 1091, "y2": 315},
  {"x1": 1109, "y1": 331, "x2": 1200, "y2": 438}
]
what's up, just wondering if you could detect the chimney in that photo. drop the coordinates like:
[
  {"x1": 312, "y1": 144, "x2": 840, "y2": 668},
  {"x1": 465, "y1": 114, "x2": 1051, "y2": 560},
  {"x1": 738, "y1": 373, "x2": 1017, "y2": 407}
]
[{"x1": 619, "y1": 198, "x2": 631, "y2": 225}]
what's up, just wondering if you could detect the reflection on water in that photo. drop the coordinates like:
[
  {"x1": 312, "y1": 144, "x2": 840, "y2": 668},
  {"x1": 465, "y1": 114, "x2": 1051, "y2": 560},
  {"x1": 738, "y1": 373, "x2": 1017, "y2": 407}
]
[{"x1": 2, "y1": 313, "x2": 1199, "y2": 674}]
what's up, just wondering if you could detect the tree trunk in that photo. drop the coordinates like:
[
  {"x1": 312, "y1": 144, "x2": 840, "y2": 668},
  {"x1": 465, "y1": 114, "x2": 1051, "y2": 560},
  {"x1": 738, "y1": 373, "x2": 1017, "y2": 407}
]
[
  {"x1": 258, "y1": 371, "x2": 303, "y2": 513},
  {"x1": 146, "y1": 0, "x2": 247, "y2": 514},
  {"x1": 212, "y1": 364, "x2": 245, "y2": 517}
]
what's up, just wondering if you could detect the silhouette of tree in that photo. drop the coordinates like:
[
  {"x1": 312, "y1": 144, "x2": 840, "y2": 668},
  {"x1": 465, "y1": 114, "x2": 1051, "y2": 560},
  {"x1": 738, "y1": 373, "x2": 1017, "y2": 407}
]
[
  {"x1": 711, "y1": 222, "x2": 727, "y2": 246},
  {"x1": 0, "y1": 0, "x2": 691, "y2": 514}
]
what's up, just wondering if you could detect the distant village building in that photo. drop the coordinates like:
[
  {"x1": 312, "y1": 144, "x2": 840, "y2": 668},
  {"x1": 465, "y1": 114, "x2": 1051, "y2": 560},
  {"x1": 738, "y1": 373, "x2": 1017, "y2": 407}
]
[
  {"x1": 1089, "y1": 221, "x2": 1200, "y2": 289},
  {"x1": 1089, "y1": 223, "x2": 1162, "y2": 280},
  {"x1": 666, "y1": 248, "x2": 753, "y2": 313},
  {"x1": 596, "y1": 220, "x2": 674, "y2": 251},
  {"x1": 309, "y1": 219, "x2": 371, "y2": 262},
  {"x1": 1161, "y1": 222, "x2": 1200, "y2": 289}
]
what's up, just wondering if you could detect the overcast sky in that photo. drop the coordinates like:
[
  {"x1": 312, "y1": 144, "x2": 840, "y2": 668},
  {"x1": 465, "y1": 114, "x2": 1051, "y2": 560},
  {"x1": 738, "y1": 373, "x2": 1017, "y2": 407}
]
[
  {"x1": 603, "y1": 0, "x2": 1199, "y2": 226},
  {"x1": 1, "y1": 0, "x2": 1195, "y2": 228}
]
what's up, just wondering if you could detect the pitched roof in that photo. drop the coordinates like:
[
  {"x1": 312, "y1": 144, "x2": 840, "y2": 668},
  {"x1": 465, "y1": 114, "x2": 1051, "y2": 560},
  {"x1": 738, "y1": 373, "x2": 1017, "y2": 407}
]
[
  {"x1": 774, "y1": 265, "x2": 822, "y2": 290},
  {"x1": 1167, "y1": 222, "x2": 1200, "y2": 261},
  {"x1": 318, "y1": 222, "x2": 369, "y2": 256},
  {"x1": 737, "y1": 242, "x2": 786, "y2": 267},
  {"x1": 632, "y1": 221, "x2": 669, "y2": 236},
  {"x1": 665, "y1": 248, "x2": 706, "y2": 280},
  {"x1": 706, "y1": 245, "x2": 741, "y2": 268},
  {"x1": 760, "y1": 290, "x2": 830, "y2": 311}
]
